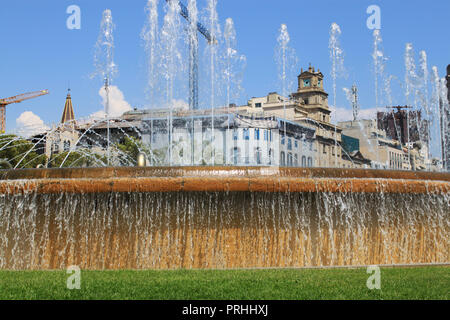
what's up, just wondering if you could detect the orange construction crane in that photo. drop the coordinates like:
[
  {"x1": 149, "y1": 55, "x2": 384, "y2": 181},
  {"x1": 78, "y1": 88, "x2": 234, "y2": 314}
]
[{"x1": 0, "y1": 90, "x2": 49, "y2": 133}]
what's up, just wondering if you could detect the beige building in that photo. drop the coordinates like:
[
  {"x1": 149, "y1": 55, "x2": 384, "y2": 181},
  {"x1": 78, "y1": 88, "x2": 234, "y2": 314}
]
[
  {"x1": 338, "y1": 119, "x2": 413, "y2": 170},
  {"x1": 238, "y1": 65, "x2": 345, "y2": 168},
  {"x1": 43, "y1": 91, "x2": 79, "y2": 162}
]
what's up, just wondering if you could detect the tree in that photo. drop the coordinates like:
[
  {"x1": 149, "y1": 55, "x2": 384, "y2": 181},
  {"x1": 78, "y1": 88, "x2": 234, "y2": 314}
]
[
  {"x1": 115, "y1": 136, "x2": 150, "y2": 166},
  {"x1": 49, "y1": 149, "x2": 107, "y2": 168},
  {"x1": 0, "y1": 134, "x2": 47, "y2": 169}
]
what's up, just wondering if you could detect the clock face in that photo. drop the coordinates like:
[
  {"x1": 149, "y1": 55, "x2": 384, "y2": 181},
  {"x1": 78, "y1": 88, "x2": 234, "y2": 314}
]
[
  {"x1": 317, "y1": 79, "x2": 322, "y2": 86},
  {"x1": 303, "y1": 79, "x2": 311, "y2": 87}
]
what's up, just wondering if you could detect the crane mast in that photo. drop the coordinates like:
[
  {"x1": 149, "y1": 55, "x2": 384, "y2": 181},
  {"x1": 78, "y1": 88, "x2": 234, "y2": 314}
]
[
  {"x1": 351, "y1": 84, "x2": 359, "y2": 121},
  {"x1": 0, "y1": 90, "x2": 49, "y2": 133},
  {"x1": 166, "y1": 0, "x2": 216, "y2": 110}
]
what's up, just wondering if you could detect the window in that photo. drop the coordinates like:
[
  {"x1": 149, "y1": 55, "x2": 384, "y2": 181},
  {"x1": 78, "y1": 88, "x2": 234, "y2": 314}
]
[
  {"x1": 323, "y1": 144, "x2": 327, "y2": 154},
  {"x1": 332, "y1": 146, "x2": 335, "y2": 156},
  {"x1": 255, "y1": 148, "x2": 262, "y2": 165},
  {"x1": 53, "y1": 143, "x2": 59, "y2": 153},
  {"x1": 264, "y1": 130, "x2": 268, "y2": 141},
  {"x1": 255, "y1": 103, "x2": 262, "y2": 108},
  {"x1": 280, "y1": 152, "x2": 286, "y2": 166},
  {"x1": 287, "y1": 153, "x2": 293, "y2": 167},
  {"x1": 233, "y1": 129, "x2": 238, "y2": 140},
  {"x1": 243, "y1": 128, "x2": 250, "y2": 140},
  {"x1": 63, "y1": 141, "x2": 70, "y2": 152},
  {"x1": 307, "y1": 157, "x2": 313, "y2": 167},
  {"x1": 294, "y1": 154, "x2": 298, "y2": 167},
  {"x1": 270, "y1": 131, "x2": 273, "y2": 142},
  {"x1": 255, "y1": 129, "x2": 260, "y2": 140},
  {"x1": 304, "y1": 98, "x2": 309, "y2": 105},
  {"x1": 302, "y1": 156, "x2": 306, "y2": 167},
  {"x1": 295, "y1": 140, "x2": 298, "y2": 149},
  {"x1": 268, "y1": 149, "x2": 272, "y2": 165},
  {"x1": 288, "y1": 138, "x2": 292, "y2": 150},
  {"x1": 233, "y1": 147, "x2": 240, "y2": 165},
  {"x1": 281, "y1": 135, "x2": 285, "y2": 145}
]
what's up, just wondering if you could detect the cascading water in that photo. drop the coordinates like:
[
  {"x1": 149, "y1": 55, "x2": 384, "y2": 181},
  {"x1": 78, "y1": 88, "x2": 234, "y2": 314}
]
[{"x1": 0, "y1": 168, "x2": 448, "y2": 270}]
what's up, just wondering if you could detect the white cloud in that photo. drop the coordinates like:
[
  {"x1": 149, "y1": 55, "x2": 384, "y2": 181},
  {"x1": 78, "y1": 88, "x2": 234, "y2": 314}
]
[
  {"x1": 15, "y1": 111, "x2": 49, "y2": 137},
  {"x1": 329, "y1": 106, "x2": 383, "y2": 124},
  {"x1": 91, "y1": 85, "x2": 132, "y2": 119},
  {"x1": 171, "y1": 99, "x2": 189, "y2": 110}
]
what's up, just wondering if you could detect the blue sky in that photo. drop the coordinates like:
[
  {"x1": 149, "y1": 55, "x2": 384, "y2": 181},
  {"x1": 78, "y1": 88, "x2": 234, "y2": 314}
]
[{"x1": 1, "y1": 0, "x2": 449, "y2": 133}]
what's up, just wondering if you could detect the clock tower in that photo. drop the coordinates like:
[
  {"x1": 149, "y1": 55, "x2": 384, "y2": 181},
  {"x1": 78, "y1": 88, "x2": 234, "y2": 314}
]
[{"x1": 292, "y1": 65, "x2": 331, "y2": 123}]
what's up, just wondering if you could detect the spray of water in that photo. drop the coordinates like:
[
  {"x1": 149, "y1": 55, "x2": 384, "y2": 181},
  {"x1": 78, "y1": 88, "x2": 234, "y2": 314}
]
[
  {"x1": 205, "y1": 0, "x2": 221, "y2": 165},
  {"x1": 329, "y1": 23, "x2": 345, "y2": 167},
  {"x1": 372, "y1": 30, "x2": 388, "y2": 109},
  {"x1": 276, "y1": 24, "x2": 297, "y2": 154},
  {"x1": 404, "y1": 43, "x2": 417, "y2": 106},
  {"x1": 187, "y1": 0, "x2": 199, "y2": 111},
  {"x1": 224, "y1": 18, "x2": 246, "y2": 113},
  {"x1": 412, "y1": 50, "x2": 429, "y2": 156},
  {"x1": 430, "y1": 66, "x2": 442, "y2": 160},
  {"x1": 92, "y1": 9, "x2": 118, "y2": 165},
  {"x1": 439, "y1": 78, "x2": 449, "y2": 170},
  {"x1": 439, "y1": 77, "x2": 449, "y2": 169},
  {"x1": 93, "y1": 9, "x2": 118, "y2": 114},
  {"x1": 160, "y1": 0, "x2": 184, "y2": 165},
  {"x1": 329, "y1": 23, "x2": 345, "y2": 109},
  {"x1": 141, "y1": 0, "x2": 160, "y2": 106}
]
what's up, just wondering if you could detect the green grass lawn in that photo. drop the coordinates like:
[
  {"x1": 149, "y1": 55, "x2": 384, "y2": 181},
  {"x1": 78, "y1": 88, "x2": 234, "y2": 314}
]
[{"x1": 0, "y1": 267, "x2": 448, "y2": 300}]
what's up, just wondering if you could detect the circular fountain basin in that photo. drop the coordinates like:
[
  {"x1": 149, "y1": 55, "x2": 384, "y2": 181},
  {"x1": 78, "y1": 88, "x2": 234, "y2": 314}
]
[
  {"x1": 0, "y1": 167, "x2": 449, "y2": 194},
  {"x1": 0, "y1": 167, "x2": 448, "y2": 270}
]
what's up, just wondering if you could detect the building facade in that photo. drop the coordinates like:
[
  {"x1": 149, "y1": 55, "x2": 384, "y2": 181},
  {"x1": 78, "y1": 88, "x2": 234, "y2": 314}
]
[
  {"x1": 141, "y1": 113, "x2": 316, "y2": 167},
  {"x1": 377, "y1": 108, "x2": 429, "y2": 147},
  {"x1": 338, "y1": 119, "x2": 436, "y2": 170},
  {"x1": 238, "y1": 66, "x2": 346, "y2": 168}
]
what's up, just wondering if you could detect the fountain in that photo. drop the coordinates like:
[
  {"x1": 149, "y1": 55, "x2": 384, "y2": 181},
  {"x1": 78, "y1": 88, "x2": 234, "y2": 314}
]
[
  {"x1": 0, "y1": 167, "x2": 448, "y2": 270},
  {"x1": 0, "y1": 2, "x2": 449, "y2": 271}
]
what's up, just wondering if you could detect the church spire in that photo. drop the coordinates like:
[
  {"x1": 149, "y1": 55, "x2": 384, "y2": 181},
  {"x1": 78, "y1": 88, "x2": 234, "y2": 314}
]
[{"x1": 61, "y1": 88, "x2": 75, "y2": 124}]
